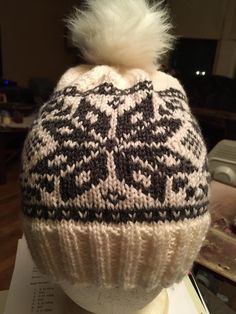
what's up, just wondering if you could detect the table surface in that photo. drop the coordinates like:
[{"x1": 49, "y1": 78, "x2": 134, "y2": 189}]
[
  {"x1": 0, "y1": 162, "x2": 22, "y2": 290},
  {"x1": 196, "y1": 181, "x2": 236, "y2": 282}
]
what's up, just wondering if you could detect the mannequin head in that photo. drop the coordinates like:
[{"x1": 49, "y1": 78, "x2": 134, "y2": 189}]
[{"x1": 61, "y1": 282, "x2": 167, "y2": 314}]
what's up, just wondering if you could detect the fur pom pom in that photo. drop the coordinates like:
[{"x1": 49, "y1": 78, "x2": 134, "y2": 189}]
[{"x1": 66, "y1": 0, "x2": 173, "y2": 70}]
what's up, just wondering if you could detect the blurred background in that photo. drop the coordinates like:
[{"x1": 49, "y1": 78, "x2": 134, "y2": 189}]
[{"x1": 0, "y1": 1, "x2": 236, "y2": 313}]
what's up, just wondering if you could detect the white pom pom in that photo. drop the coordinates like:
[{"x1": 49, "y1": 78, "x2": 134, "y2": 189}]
[{"x1": 66, "y1": 0, "x2": 173, "y2": 70}]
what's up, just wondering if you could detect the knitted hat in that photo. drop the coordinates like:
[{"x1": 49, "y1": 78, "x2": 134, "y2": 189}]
[{"x1": 21, "y1": 0, "x2": 210, "y2": 292}]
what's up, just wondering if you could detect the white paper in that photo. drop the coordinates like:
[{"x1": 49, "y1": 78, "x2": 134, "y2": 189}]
[
  {"x1": 4, "y1": 238, "x2": 207, "y2": 314},
  {"x1": 4, "y1": 238, "x2": 65, "y2": 314},
  {"x1": 168, "y1": 282, "x2": 199, "y2": 314}
]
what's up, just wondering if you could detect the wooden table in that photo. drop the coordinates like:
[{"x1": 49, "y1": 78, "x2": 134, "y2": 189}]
[{"x1": 0, "y1": 161, "x2": 22, "y2": 291}]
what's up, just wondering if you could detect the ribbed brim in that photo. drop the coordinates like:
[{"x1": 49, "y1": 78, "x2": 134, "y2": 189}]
[{"x1": 22, "y1": 212, "x2": 210, "y2": 291}]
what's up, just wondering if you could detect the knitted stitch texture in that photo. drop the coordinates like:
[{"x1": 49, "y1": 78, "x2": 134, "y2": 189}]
[{"x1": 21, "y1": 65, "x2": 210, "y2": 291}]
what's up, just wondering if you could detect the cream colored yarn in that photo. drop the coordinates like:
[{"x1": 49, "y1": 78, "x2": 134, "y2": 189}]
[
  {"x1": 21, "y1": 0, "x2": 210, "y2": 294},
  {"x1": 21, "y1": 65, "x2": 210, "y2": 291}
]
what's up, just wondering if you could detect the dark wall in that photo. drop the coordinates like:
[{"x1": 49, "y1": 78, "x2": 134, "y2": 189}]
[{"x1": 0, "y1": 0, "x2": 80, "y2": 86}]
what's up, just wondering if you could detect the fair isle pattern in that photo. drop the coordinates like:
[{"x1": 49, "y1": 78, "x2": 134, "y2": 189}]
[{"x1": 21, "y1": 80, "x2": 209, "y2": 223}]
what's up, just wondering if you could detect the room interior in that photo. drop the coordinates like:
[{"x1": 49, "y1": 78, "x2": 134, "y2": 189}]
[{"x1": 0, "y1": 0, "x2": 236, "y2": 313}]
